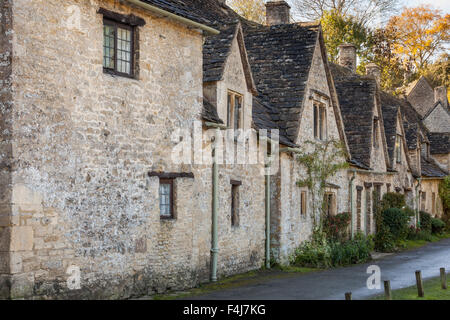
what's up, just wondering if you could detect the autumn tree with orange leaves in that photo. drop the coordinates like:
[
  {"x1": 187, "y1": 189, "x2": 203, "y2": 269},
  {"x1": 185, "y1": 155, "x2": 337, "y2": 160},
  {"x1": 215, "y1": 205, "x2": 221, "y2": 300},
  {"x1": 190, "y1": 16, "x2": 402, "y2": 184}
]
[
  {"x1": 227, "y1": 0, "x2": 266, "y2": 24},
  {"x1": 387, "y1": 5, "x2": 449, "y2": 72}
]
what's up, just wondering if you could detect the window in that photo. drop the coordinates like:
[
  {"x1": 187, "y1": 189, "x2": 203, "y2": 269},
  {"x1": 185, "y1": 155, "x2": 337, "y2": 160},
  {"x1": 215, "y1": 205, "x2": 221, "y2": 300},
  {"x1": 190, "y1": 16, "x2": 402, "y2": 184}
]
[
  {"x1": 159, "y1": 179, "x2": 174, "y2": 219},
  {"x1": 421, "y1": 143, "x2": 429, "y2": 160},
  {"x1": 432, "y1": 192, "x2": 436, "y2": 215},
  {"x1": 395, "y1": 134, "x2": 402, "y2": 164},
  {"x1": 421, "y1": 192, "x2": 426, "y2": 211},
  {"x1": 356, "y1": 188, "x2": 362, "y2": 232},
  {"x1": 227, "y1": 91, "x2": 243, "y2": 130},
  {"x1": 231, "y1": 183, "x2": 240, "y2": 227},
  {"x1": 314, "y1": 102, "x2": 327, "y2": 140},
  {"x1": 103, "y1": 19, "x2": 134, "y2": 77},
  {"x1": 301, "y1": 191, "x2": 307, "y2": 216},
  {"x1": 324, "y1": 193, "x2": 335, "y2": 217},
  {"x1": 373, "y1": 117, "x2": 379, "y2": 149}
]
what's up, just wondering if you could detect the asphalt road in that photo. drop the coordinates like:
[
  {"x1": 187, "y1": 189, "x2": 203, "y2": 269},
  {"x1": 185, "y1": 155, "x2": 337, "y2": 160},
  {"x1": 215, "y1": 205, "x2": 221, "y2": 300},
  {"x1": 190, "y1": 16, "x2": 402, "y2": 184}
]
[{"x1": 191, "y1": 238, "x2": 450, "y2": 300}]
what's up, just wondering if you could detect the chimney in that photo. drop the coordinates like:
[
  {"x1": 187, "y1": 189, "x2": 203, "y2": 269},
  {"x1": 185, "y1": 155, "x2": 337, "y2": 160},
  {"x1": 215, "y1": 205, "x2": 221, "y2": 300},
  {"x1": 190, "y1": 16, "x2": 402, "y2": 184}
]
[
  {"x1": 434, "y1": 86, "x2": 448, "y2": 108},
  {"x1": 338, "y1": 44, "x2": 357, "y2": 74},
  {"x1": 266, "y1": 1, "x2": 291, "y2": 26},
  {"x1": 366, "y1": 63, "x2": 381, "y2": 86}
]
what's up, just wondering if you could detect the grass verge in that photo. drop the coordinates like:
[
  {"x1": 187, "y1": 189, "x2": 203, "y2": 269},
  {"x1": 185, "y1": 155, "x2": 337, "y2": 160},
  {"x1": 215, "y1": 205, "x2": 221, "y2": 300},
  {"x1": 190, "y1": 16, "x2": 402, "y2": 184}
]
[
  {"x1": 372, "y1": 276, "x2": 450, "y2": 300},
  {"x1": 396, "y1": 232, "x2": 450, "y2": 251},
  {"x1": 150, "y1": 266, "x2": 320, "y2": 300}
]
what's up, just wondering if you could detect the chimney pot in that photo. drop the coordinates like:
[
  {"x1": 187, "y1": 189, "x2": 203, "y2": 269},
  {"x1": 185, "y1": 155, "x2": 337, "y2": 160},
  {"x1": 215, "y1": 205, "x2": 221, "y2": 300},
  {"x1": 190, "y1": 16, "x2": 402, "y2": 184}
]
[
  {"x1": 434, "y1": 86, "x2": 448, "y2": 109},
  {"x1": 266, "y1": 1, "x2": 291, "y2": 26},
  {"x1": 338, "y1": 44, "x2": 357, "y2": 74},
  {"x1": 366, "y1": 63, "x2": 381, "y2": 86}
]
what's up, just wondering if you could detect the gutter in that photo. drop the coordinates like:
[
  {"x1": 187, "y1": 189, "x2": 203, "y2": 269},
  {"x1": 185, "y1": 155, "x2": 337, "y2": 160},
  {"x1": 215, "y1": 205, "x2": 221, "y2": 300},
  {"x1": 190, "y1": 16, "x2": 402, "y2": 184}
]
[
  {"x1": 415, "y1": 178, "x2": 422, "y2": 228},
  {"x1": 349, "y1": 170, "x2": 356, "y2": 239},
  {"x1": 123, "y1": 0, "x2": 220, "y2": 35}
]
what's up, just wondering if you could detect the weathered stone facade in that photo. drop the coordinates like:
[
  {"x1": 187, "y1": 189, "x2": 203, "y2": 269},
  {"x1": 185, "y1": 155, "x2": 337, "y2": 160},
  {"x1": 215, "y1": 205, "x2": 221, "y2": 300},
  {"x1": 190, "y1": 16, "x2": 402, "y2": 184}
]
[{"x1": 0, "y1": 0, "x2": 448, "y2": 300}]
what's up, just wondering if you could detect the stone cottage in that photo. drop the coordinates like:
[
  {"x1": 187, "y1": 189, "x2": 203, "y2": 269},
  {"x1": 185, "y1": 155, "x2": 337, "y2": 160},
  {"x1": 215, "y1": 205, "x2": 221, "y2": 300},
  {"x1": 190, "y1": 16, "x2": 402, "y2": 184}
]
[{"x1": 0, "y1": 0, "x2": 448, "y2": 300}]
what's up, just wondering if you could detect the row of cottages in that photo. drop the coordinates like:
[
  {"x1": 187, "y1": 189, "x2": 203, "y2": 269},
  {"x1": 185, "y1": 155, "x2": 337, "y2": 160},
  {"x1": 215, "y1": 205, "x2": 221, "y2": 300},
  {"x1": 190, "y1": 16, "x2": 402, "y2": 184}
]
[{"x1": 0, "y1": 0, "x2": 447, "y2": 299}]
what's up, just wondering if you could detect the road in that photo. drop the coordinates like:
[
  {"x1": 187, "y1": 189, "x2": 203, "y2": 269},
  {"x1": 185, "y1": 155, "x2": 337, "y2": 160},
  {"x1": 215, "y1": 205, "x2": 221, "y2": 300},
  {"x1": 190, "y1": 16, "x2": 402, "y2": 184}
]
[{"x1": 191, "y1": 238, "x2": 450, "y2": 300}]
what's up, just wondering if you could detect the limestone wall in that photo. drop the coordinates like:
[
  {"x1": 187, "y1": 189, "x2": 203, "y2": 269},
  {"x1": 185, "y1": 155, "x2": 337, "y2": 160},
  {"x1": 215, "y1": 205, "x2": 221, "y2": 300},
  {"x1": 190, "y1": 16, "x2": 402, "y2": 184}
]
[
  {"x1": 421, "y1": 180, "x2": 444, "y2": 218},
  {"x1": 423, "y1": 105, "x2": 450, "y2": 133},
  {"x1": 4, "y1": 0, "x2": 214, "y2": 299}
]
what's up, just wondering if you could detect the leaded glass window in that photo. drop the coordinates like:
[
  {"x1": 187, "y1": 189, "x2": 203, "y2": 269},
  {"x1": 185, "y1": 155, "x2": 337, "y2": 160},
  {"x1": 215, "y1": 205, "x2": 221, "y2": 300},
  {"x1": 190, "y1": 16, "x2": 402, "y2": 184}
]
[{"x1": 103, "y1": 20, "x2": 134, "y2": 77}]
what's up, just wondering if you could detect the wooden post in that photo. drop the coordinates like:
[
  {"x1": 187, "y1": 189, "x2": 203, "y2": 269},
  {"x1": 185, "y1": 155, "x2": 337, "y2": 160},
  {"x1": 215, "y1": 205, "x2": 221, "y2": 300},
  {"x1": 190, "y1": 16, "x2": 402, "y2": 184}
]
[
  {"x1": 345, "y1": 292, "x2": 352, "y2": 300},
  {"x1": 440, "y1": 268, "x2": 447, "y2": 290},
  {"x1": 415, "y1": 270, "x2": 424, "y2": 297},
  {"x1": 384, "y1": 280, "x2": 392, "y2": 300}
]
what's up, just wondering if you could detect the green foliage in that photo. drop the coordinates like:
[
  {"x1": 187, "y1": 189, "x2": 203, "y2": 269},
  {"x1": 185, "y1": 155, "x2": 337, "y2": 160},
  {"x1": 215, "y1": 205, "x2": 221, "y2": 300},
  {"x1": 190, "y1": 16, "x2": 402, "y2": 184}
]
[
  {"x1": 439, "y1": 176, "x2": 450, "y2": 215},
  {"x1": 323, "y1": 212, "x2": 351, "y2": 242},
  {"x1": 290, "y1": 230, "x2": 373, "y2": 268},
  {"x1": 380, "y1": 192, "x2": 406, "y2": 212},
  {"x1": 431, "y1": 218, "x2": 446, "y2": 234},
  {"x1": 407, "y1": 226, "x2": 433, "y2": 241},
  {"x1": 382, "y1": 208, "x2": 411, "y2": 241},
  {"x1": 374, "y1": 223, "x2": 396, "y2": 252},
  {"x1": 419, "y1": 211, "x2": 432, "y2": 233},
  {"x1": 321, "y1": 10, "x2": 371, "y2": 63}
]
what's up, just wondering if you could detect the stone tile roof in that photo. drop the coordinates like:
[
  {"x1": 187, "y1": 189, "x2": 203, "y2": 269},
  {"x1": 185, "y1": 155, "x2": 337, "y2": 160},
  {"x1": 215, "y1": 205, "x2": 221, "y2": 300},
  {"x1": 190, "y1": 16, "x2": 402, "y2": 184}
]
[
  {"x1": 421, "y1": 157, "x2": 448, "y2": 178},
  {"x1": 330, "y1": 63, "x2": 377, "y2": 168},
  {"x1": 140, "y1": 0, "x2": 212, "y2": 25},
  {"x1": 202, "y1": 97, "x2": 224, "y2": 124},
  {"x1": 203, "y1": 22, "x2": 239, "y2": 82},
  {"x1": 428, "y1": 132, "x2": 450, "y2": 155},
  {"x1": 252, "y1": 97, "x2": 297, "y2": 147},
  {"x1": 379, "y1": 92, "x2": 401, "y2": 165},
  {"x1": 243, "y1": 22, "x2": 321, "y2": 142}
]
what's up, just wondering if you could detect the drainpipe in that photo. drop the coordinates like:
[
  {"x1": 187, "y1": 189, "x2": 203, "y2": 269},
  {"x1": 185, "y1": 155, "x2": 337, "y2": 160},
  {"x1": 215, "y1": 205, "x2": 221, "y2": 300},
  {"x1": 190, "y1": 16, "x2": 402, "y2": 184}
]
[
  {"x1": 415, "y1": 178, "x2": 422, "y2": 228},
  {"x1": 265, "y1": 160, "x2": 271, "y2": 269},
  {"x1": 205, "y1": 122, "x2": 227, "y2": 282},
  {"x1": 349, "y1": 170, "x2": 356, "y2": 239}
]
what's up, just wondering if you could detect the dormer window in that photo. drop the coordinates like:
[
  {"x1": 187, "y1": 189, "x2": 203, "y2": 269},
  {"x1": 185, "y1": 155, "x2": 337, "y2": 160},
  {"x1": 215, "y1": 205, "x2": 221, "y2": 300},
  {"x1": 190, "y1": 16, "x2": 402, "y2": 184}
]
[
  {"x1": 395, "y1": 134, "x2": 402, "y2": 164},
  {"x1": 373, "y1": 117, "x2": 379, "y2": 149},
  {"x1": 227, "y1": 91, "x2": 243, "y2": 130},
  {"x1": 313, "y1": 102, "x2": 327, "y2": 140}
]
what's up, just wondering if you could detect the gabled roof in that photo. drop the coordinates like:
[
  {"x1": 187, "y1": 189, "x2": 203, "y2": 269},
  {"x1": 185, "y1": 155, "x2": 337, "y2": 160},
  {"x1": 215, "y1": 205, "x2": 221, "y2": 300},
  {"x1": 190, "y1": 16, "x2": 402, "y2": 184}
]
[
  {"x1": 421, "y1": 156, "x2": 448, "y2": 178},
  {"x1": 203, "y1": 22, "x2": 257, "y2": 93},
  {"x1": 243, "y1": 22, "x2": 321, "y2": 142},
  {"x1": 428, "y1": 132, "x2": 450, "y2": 155},
  {"x1": 380, "y1": 92, "x2": 400, "y2": 163},
  {"x1": 330, "y1": 64, "x2": 379, "y2": 168},
  {"x1": 423, "y1": 100, "x2": 450, "y2": 120}
]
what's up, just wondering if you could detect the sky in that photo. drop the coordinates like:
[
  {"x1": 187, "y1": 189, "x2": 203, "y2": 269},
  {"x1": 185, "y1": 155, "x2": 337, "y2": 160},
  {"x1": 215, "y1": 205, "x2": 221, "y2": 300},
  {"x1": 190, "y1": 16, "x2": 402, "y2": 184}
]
[{"x1": 406, "y1": 0, "x2": 450, "y2": 13}]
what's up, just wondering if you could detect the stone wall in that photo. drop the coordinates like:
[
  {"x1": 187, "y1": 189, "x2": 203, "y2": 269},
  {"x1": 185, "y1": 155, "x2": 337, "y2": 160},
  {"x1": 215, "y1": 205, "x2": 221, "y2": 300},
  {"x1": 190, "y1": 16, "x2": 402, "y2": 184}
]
[
  {"x1": 0, "y1": 0, "x2": 13, "y2": 298},
  {"x1": 3, "y1": 0, "x2": 215, "y2": 299},
  {"x1": 433, "y1": 154, "x2": 450, "y2": 172},
  {"x1": 421, "y1": 179, "x2": 444, "y2": 218}
]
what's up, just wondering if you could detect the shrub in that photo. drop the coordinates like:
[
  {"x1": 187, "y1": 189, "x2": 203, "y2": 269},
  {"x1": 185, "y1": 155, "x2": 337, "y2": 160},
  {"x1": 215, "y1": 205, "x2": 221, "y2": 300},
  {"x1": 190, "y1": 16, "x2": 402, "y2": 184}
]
[
  {"x1": 291, "y1": 231, "x2": 373, "y2": 268},
  {"x1": 380, "y1": 192, "x2": 406, "y2": 212},
  {"x1": 431, "y1": 218, "x2": 446, "y2": 234},
  {"x1": 419, "y1": 211, "x2": 432, "y2": 233},
  {"x1": 382, "y1": 208, "x2": 410, "y2": 240},
  {"x1": 407, "y1": 226, "x2": 433, "y2": 241},
  {"x1": 330, "y1": 233, "x2": 373, "y2": 266},
  {"x1": 323, "y1": 212, "x2": 351, "y2": 242},
  {"x1": 374, "y1": 224, "x2": 395, "y2": 252}
]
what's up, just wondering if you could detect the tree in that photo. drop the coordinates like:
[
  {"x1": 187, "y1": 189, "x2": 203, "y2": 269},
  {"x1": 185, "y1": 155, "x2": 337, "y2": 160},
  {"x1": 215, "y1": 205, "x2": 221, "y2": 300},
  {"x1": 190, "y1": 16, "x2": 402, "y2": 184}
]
[
  {"x1": 387, "y1": 5, "x2": 450, "y2": 72},
  {"x1": 227, "y1": 0, "x2": 265, "y2": 24},
  {"x1": 291, "y1": 0, "x2": 400, "y2": 26},
  {"x1": 321, "y1": 10, "x2": 370, "y2": 63},
  {"x1": 360, "y1": 27, "x2": 413, "y2": 93},
  {"x1": 296, "y1": 140, "x2": 349, "y2": 230},
  {"x1": 421, "y1": 53, "x2": 450, "y2": 100}
]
